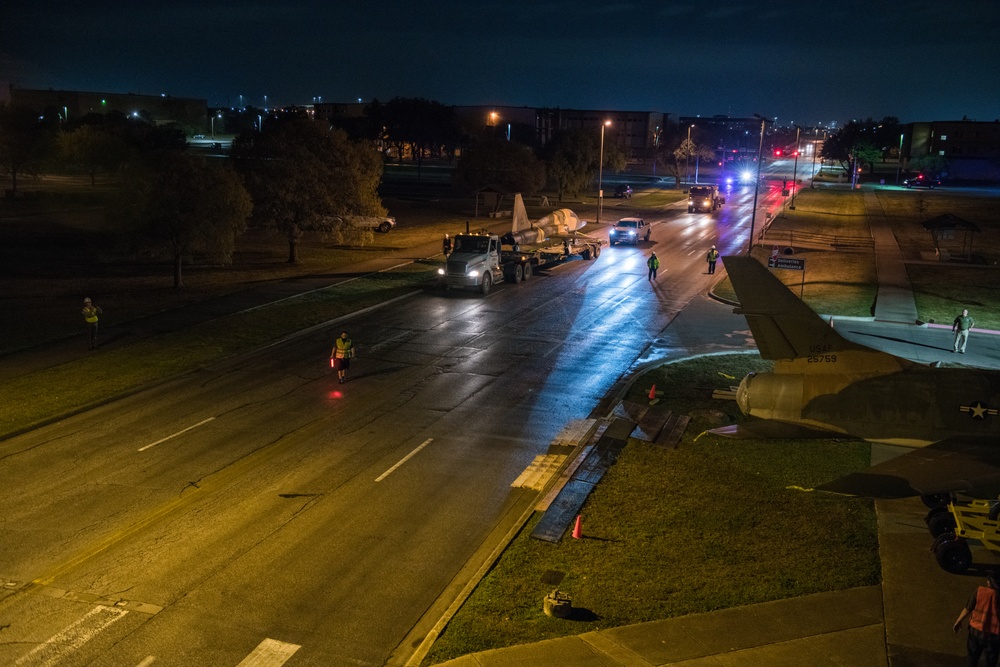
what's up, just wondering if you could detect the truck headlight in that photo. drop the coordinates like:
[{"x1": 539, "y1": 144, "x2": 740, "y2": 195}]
[
  {"x1": 437, "y1": 267, "x2": 445, "y2": 275},
  {"x1": 467, "y1": 269, "x2": 479, "y2": 277}
]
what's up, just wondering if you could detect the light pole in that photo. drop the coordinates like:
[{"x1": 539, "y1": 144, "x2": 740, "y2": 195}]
[
  {"x1": 789, "y1": 125, "x2": 801, "y2": 209},
  {"x1": 747, "y1": 114, "x2": 767, "y2": 255},
  {"x1": 685, "y1": 124, "x2": 693, "y2": 187},
  {"x1": 597, "y1": 120, "x2": 611, "y2": 225},
  {"x1": 211, "y1": 111, "x2": 222, "y2": 139},
  {"x1": 895, "y1": 132, "x2": 904, "y2": 185}
]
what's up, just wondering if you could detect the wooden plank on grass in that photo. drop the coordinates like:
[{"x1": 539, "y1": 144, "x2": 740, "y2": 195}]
[{"x1": 655, "y1": 413, "x2": 690, "y2": 448}]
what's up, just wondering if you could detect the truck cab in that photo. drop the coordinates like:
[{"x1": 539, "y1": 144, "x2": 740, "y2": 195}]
[
  {"x1": 688, "y1": 185, "x2": 725, "y2": 213},
  {"x1": 438, "y1": 233, "x2": 504, "y2": 294}
]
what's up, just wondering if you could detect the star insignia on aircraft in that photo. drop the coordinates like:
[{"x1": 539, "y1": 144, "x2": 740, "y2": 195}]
[{"x1": 960, "y1": 402, "x2": 999, "y2": 420}]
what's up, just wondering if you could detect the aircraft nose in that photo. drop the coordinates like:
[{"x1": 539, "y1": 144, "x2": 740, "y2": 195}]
[{"x1": 736, "y1": 373, "x2": 754, "y2": 415}]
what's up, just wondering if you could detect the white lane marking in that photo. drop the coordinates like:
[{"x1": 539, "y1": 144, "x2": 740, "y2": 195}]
[
  {"x1": 375, "y1": 438, "x2": 433, "y2": 482},
  {"x1": 135, "y1": 658, "x2": 156, "y2": 667},
  {"x1": 235, "y1": 638, "x2": 301, "y2": 666},
  {"x1": 16, "y1": 605, "x2": 128, "y2": 667},
  {"x1": 137, "y1": 417, "x2": 216, "y2": 452}
]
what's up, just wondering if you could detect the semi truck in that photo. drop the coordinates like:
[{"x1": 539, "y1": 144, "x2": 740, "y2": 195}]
[
  {"x1": 438, "y1": 231, "x2": 603, "y2": 294},
  {"x1": 687, "y1": 184, "x2": 725, "y2": 213},
  {"x1": 437, "y1": 195, "x2": 603, "y2": 294}
]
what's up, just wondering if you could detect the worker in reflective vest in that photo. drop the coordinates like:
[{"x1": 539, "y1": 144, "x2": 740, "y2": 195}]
[
  {"x1": 955, "y1": 571, "x2": 1000, "y2": 666},
  {"x1": 331, "y1": 332, "x2": 354, "y2": 384},
  {"x1": 82, "y1": 297, "x2": 103, "y2": 350}
]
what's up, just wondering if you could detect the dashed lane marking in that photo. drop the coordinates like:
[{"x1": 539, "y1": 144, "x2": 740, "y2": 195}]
[
  {"x1": 375, "y1": 438, "x2": 433, "y2": 482},
  {"x1": 138, "y1": 417, "x2": 216, "y2": 452}
]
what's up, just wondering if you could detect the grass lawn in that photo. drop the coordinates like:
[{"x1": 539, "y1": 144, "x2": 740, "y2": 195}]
[{"x1": 424, "y1": 353, "x2": 878, "y2": 664}]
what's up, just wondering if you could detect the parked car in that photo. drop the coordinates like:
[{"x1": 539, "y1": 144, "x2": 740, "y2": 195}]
[
  {"x1": 609, "y1": 217, "x2": 649, "y2": 245},
  {"x1": 614, "y1": 184, "x2": 633, "y2": 199},
  {"x1": 903, "y1": 175, "x2": 941, "y2": 189}
]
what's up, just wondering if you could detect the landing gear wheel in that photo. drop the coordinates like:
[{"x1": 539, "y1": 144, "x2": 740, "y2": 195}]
[
  {"x1": 522, "y1": 263, "x2": 532, "y2": 281},
  {"x1": 926, "y1": 509, "x2": 957, "y2": 538},
  {"x1": 480, "y1": 272, "x2": 492, "y2": 295},
  {"x1": 934, "y1": 536, "x2": 972, "y2": 574}
]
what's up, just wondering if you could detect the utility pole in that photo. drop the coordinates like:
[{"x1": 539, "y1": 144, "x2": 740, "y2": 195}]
[
  {"x1": 789, "y1": 126, "x2": 801, "y2": 209},
  {"x1": 747, "y1": 115, "x2": 767, "y2": 255}
]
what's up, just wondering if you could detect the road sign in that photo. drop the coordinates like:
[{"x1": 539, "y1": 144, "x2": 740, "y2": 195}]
[{"x1": 772, "y1": 257, "x2": 805, "y2": 271}]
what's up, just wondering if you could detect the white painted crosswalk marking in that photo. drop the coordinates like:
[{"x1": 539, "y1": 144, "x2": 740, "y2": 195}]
[
  {"x1": 235, "y1": 638, "x2": 301, "y2": 666},
  {"x1": 16, "y1": 605, "x2": 128, "y2": 667}
]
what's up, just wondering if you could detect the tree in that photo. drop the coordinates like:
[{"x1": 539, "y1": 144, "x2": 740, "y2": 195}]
[
  {"x1": 0, "y1": 104, "x2": 52, "y2": 195},
  {"x1": 543, "y1": 128, "x2": 598, "y2": 201},
  {"x1": 111, "y1": 153, "x2": 252, "y2": 287},
  {"x1": 58, "y1": 125, "x2": 129, "y2": 185},
  {"x1": 852, "y1": 142, "x2": 884, "y2": 175},
  {"x1": 231, "y1": 117, "x2": 385, "y2": 263},
  {"x1": 382, "y1": 97, "x2": 460, "y2": 175},
  {"x1": 908, "y1": 154, "x2": 949, "y2": 178},
  {"x1": 453, "y1": 138, "x2": 546, "y2": 194}
]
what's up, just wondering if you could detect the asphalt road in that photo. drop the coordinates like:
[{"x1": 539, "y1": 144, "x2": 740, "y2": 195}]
[{"x1": 0, "y1": 187, "x2": 760, "y2": 666}]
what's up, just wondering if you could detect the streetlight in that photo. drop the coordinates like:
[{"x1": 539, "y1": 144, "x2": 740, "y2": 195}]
[
  {"x1": 211, "y1": 111, "x2": 222, "y2": 139},
  {"x1": 789, "y1": 125, "x2": 801, "y2": 209},
  {"x1": 747, "y1": 114, "x2": 767, "y2": 255},
  {"x1": 685, "y1": 124, "x2": 694, "y2": 187},
  {"x1": 597, "y1": 120, "x2": 611, "y2": 225}
]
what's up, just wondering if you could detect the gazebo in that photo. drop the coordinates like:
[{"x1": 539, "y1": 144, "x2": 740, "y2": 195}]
[{"x1": 921, "y1": 213, "x2": 981, "y2": 262}]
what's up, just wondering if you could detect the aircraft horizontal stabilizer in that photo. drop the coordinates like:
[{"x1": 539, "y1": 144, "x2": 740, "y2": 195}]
[
  {"x1": 818, "y1": 437, "x2": 1000, "y2": 498},
  {"x1": 723, "y1": 255, "x2": 871, "y2": 360}
]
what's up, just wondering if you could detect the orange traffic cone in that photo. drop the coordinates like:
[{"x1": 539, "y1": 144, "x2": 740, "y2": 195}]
[
  {"x1": 648, "y1": 384, "x2": 657, "y2": 400},
  {"x1": 572, "y1": 515, "x2": 583, "y2": 539}
]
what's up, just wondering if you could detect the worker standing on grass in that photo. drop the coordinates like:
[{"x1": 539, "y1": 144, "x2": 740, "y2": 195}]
[
  {"x1": 954, "y1": 570, "x2": 1000, "y2": 667},
  {"x1": 953, "y1": 308, "x2": 975, "y2": 354},
  {"x1": 82, "y1": 297, "x2": 103, "y2": 350},
  {"x1": 330, "y1": 332, "x2": 355, "y2": 384},
  {"x1": 647, "y1": 251, "x2": 660, "y2": 281}
]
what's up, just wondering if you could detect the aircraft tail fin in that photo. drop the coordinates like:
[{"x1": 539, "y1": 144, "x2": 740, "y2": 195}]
[
  {"x1": 511, "y1": 193, "x2": 530, "y2": 233},
  {"x1": 723, "y1": 255, "x2": 869, "y2": 360}
]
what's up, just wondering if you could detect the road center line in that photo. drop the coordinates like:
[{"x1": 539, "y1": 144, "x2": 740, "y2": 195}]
[
  {"x1": 137, "y1": 417, "x2": 216, "y2": 452},
  {"x1": 375, "y1": 439, "x2": 433, "y2": 482}
]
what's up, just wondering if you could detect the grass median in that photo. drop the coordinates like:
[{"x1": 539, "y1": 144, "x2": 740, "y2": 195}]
[
  {"x1": 0, "y1": 265, "x2": 437, "y2": 437},
  {"x1": 424, "y1": 353, "x2": 878, "y2": 664}
]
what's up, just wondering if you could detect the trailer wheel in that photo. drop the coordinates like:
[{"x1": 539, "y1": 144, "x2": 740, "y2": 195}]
[
  {"x1": 480, "y1": 272, "x2": 492, "y2": 295},
  {"x1": 513, "y1": 264, "x2": 524, "y2": 283},
  {"x1": 522, "y1": 263, "x2": 532, "y2": 281},
  {"x1": 921, "y1": 493, "x2": 951, "y2": 509},
  {"x1": 934, "y1": 537, "x2": 972, "y2": 574},
  {"x1": 927, "y1": 510, "x2": 957, "y2": 538},
  {"x1": 581, "y1": 247, "x2": 592, "y2": 260}
]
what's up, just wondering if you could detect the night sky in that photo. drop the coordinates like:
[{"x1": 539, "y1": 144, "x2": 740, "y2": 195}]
[{"x1": 3, "y1": 1, "x2": 999, "y2": 125}]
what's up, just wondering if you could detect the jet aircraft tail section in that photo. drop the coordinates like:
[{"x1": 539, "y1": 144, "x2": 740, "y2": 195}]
[
  {"x1": 511, "y1": 193, "x2": 531, "y2": 234},
  {"x1": 724, "y1": 255, "x2": 884, "y2": 362}
]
